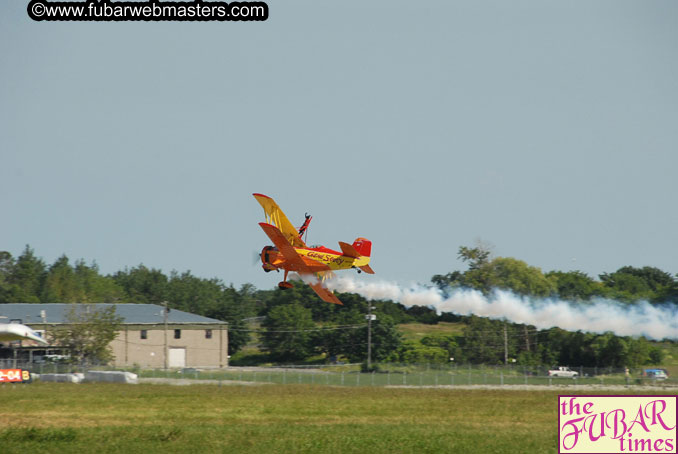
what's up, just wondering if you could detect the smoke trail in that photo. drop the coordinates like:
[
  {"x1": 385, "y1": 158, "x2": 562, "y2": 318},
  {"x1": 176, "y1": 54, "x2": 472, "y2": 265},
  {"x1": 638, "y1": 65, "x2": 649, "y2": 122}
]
[{"x1": 326, "y1": 276, "x2": 678, "y2": 340}]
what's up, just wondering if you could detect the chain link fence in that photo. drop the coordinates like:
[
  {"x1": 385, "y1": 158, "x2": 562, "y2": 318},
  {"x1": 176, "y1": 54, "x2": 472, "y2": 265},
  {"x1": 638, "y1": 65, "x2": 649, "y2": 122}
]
[{"x1": 3, "y1": 359, "x2": 676, "y2": 388}]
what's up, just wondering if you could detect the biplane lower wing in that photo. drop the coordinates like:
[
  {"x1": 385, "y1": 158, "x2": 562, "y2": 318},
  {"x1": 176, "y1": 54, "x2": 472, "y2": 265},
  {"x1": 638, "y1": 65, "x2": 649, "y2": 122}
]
[
  {"x1": 308, "y1": 281, "x2": 343, "y2": 305},
  {"x1": 259, "y1": 223, "x2": 330, "y2": 273}
]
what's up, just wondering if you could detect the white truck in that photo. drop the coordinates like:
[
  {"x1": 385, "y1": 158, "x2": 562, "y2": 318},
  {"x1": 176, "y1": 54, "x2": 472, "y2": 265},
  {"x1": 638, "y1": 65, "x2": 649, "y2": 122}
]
[{"x1": 548, "y1": 367, "x2": 579, "y2": 378}]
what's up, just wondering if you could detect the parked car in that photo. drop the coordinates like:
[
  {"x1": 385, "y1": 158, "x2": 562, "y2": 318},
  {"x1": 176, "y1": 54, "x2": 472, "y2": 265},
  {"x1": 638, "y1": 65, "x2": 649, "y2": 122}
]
[
  {"x1": 548, "y1": 367, "x2": 579, "y2": 378},
  {"x1": 643, "y1": 369, "x2": 668, "y2": 380}
]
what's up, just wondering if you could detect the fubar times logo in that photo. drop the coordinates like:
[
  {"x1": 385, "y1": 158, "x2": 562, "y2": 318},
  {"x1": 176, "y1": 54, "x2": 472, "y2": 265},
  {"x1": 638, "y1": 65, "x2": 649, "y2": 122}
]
[{"x1": 559, "y1": 395, "x2": 677, "y2": 453}]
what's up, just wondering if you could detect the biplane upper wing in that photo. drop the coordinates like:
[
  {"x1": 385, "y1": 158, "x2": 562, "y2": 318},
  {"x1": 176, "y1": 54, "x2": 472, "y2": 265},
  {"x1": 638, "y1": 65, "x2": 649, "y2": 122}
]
[{"x1": 253, "y1": 193, "x2": 306, "y2": 248}]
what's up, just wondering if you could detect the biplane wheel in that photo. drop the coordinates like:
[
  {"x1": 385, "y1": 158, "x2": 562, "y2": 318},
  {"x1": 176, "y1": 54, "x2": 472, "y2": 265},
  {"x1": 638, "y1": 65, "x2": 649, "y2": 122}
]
[{"x1": 278, "y1": 281, "x2": 294, "y2": 290}]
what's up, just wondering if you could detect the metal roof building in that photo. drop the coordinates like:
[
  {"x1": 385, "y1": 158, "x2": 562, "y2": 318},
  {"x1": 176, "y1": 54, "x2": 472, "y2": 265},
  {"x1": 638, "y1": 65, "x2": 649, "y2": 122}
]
[
  {"x1": 0, "y1": 303, "x2": 228, "y2": 369},
  {"x1": 0, "y1": 303, "x2": 225, "y2": 325}
]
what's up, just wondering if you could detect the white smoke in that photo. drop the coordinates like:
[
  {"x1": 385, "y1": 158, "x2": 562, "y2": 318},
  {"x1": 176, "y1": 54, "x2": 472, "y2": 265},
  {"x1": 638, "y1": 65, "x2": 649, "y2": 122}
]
[{"x1": 326, "y1": 276, "x2": 678, "y2": 340}]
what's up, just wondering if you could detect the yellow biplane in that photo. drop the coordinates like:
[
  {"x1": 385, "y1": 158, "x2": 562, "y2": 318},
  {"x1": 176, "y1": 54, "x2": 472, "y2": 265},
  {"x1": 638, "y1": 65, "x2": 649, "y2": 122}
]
[{"x1": 253, "y1": 193, "x2": 374, "y2": 305}]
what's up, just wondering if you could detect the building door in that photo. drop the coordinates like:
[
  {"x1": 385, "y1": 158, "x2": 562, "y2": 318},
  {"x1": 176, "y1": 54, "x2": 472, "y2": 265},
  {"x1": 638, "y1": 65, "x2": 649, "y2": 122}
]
[{"x1": 168, "y1": 347, "x2": 186, "y2": 368}]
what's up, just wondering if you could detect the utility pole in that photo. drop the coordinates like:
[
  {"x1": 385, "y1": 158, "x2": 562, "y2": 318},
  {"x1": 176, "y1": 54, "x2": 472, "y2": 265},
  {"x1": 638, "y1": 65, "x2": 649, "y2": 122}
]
[
  {"x1": 524, "y1": 325, "x2": 531, "y2": 352},
  {"x1": 366, "y1": 305, "x2": 376, "y2": 370},
  {"x1": 163, "y1": 301, "x2": 169, "y2": 370},
  {"x1": 503, "y1": 323, "x2": 508, "y2": 366}
]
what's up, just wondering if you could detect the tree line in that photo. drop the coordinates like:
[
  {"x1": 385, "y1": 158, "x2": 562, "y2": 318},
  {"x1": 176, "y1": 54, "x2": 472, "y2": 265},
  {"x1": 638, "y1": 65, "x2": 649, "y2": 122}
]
[{"x1": 1, "y1": 245, "x2": 676, "y2": 368}]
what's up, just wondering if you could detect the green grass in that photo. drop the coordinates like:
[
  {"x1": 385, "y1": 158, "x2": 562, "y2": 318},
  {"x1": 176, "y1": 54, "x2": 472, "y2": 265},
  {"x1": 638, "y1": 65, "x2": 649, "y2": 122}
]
[
  {"x1": 1, "y1": 382, "x2": 670, "y2": 453},
  {"x1": 398, "y1": 322, "x2": 465, "y2": 342}
]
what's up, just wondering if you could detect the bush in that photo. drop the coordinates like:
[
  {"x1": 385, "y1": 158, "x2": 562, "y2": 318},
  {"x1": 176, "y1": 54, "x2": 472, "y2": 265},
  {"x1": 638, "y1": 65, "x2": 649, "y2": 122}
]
[{"x1": 397, "y1": 342, "x2": 449, "y2": 364}]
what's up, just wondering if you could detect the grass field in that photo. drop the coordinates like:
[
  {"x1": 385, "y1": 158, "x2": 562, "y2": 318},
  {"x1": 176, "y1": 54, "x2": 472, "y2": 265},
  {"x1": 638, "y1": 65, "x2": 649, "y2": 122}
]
[
  {"x1": 398, "y1": 322, "x2": 465, "y2": 342},
  {"x1": 1, "y1": 383, "x2": 670, "y2": 454}
]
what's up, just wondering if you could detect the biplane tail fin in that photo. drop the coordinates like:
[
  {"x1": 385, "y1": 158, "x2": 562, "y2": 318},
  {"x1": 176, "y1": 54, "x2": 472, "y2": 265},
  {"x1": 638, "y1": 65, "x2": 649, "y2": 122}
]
[
  {"x1": 339, "y1": 239, "x2": 374, "y2": 273},
  {"x1": 352, "y1": 238, "x2": 372, "y2": 257}
]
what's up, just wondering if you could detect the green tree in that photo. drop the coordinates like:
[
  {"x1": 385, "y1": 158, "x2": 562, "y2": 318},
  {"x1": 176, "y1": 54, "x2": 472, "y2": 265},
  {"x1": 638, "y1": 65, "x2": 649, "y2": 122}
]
[
  {"x1": 602, "y1": 336, "x2": 629, "y2": 368},
  {"x1": 206, "y1": 284, "x2": 256, "y2": 355},
  {"x1": 546, "y1": 271, "x2": 605, "y2": 301},
  {"x1": 359, "y1": 315, "x2": 403, "y2": 363},
  {"x1": 42, "y1": 255, "x2": 82, "y2": 303},
  {"x1": 315, "y1": 309, "x2": 365, "y2": 361},
  {"x1": 397, "y1": 341, "x2": 449, "y2": 364},
  {"x1": 616, "y1": 266, "x2": 675, "y2": 292},
  {"x1": 648, "y1": 345, "x2": 665, "y2": 364},
  {"x1": 261, "y1": 304, "x2": 315, "y2": 361},
  {"x1": 317, "y1": 313, "x2": 402, "y2": 364},
  {"x1": 166, "y1": 270, "x2": 223, "y2": 315},
  {"x1": 265, "y1": 280, "x2": 347, "y2": 323},
  {"x1": 0, "y1": 251, "x2": 14, "y2": 281},
  {"x1": 49, "y1": 304, "x2": 123, "y2": 365},
  {"x1": 6, "y1": 245, "x2": 46, "y2": 303},
  {"x1": 450, "y1": 245, "x2": 556, "y2": 297},
  {"x1": 431, "y1": 245, "x2": 491, "y2": 291},
  {"x1": 0, "y1": 251, "x2": 17, "y2": 303},
  {"x1": 600, "y1": 266, "x2": 676, "y2": 303},
  {"x1": 112, "y1": 265, "x2": 168, "y2": 304},
  {"x1": 600, "y1": 272, "x2": 652, "y2": 302},
  {"x1": 657, "y1": 277, "x2": 678, "y2": 304},
  {"x1": 405, "y1": 305, "x2": 439, "y2": 324},
  {"x1": 457, "y1": 316, "x2": 513, "y2": 364},
  {"x1": 471, "y1": 257, "x2": 555, "y2": 297},
  {"x1": 420, "y1": 333, "x2": 458, "y2": 357},
  {"x1": 458, "y1": 245, "x2": 492, "y2": 270},
  {"x1": 73, "y1": 260, "x2": 125, "y2": 303},
  {"x1": 625, "y1": 337, "x2": 652, "y2": 368}
]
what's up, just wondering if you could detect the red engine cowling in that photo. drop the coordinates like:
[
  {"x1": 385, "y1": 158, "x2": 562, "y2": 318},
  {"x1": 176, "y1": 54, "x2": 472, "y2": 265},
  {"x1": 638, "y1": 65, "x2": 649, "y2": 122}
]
[{"x1": 261, "y1": 246, "x2": 279, "y2": 272}]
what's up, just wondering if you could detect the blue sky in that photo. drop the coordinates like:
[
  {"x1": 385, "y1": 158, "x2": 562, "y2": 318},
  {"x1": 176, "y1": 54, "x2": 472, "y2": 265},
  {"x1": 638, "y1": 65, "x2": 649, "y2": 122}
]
[{"x1": 1, "y1": 0, "x2": 677, "y2": 290}]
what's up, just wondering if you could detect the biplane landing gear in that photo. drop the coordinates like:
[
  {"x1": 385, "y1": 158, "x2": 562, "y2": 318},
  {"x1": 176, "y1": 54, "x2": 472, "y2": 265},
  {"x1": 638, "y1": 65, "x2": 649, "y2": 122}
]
[{"x1": 278, "y1": 270, "x2": 293, "y2": 290}]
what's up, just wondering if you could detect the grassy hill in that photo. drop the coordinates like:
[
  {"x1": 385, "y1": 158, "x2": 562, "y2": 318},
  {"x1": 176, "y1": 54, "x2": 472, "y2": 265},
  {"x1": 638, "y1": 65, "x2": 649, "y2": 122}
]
[{"x1": 398, "y1": 322, "x2": 465, "y2": 342}]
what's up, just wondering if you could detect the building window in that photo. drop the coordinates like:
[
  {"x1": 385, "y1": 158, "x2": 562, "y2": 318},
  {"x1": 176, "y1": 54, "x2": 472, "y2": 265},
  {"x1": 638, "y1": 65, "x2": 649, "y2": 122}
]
[
  {"x1": 140, "y1": 330, "x2": 147, "y2": 340},
  {"x1": 205, "y1": 329, "x2": 212, "y2": 339},
  {"x1": 174, "y1": 329, "x2": 181, "y2": 339}
]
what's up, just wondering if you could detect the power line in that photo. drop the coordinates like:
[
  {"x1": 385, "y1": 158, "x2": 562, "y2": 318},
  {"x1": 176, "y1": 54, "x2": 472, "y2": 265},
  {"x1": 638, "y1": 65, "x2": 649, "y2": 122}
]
[{"x1": 229, "y1": 324, "x2": 367, "y2": 333}]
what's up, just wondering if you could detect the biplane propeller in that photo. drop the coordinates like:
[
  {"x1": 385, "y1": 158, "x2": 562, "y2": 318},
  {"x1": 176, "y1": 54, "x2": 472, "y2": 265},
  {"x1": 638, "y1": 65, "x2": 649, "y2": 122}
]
[{"x1": 253, "y1": 193, "x2": 374, "y2": 305}]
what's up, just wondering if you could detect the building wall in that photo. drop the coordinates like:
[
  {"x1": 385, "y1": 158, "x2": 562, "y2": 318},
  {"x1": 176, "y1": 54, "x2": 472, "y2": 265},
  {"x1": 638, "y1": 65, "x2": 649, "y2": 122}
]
[{"x1": 110, "y1": 324, "x2": 228, "y2": 369}]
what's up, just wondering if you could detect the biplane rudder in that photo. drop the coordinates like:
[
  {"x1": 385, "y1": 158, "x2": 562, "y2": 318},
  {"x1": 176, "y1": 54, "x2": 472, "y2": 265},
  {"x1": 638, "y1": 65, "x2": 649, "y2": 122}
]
[{"x1": 352, "y1": 238, "x2": 371, "y2": 257}]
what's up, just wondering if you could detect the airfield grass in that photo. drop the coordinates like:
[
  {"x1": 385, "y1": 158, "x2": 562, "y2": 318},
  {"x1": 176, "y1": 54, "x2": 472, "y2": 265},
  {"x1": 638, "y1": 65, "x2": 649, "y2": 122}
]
[{"x1": 0, "y1": 382, "x2": 565, "y2": 454}]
